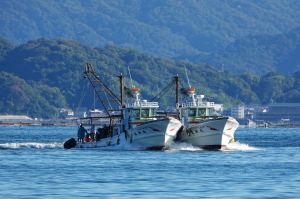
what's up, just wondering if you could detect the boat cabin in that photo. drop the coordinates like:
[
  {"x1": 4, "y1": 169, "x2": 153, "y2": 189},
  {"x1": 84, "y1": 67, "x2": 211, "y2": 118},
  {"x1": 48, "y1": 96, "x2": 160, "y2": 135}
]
[
  {"x1": 123, "y1": 87, "x2": 159, "y2": 129},
  {"x1": 178, "y1": 88, "x2": 217, "y2": 126},
  {"x1": 179, "y1": 106, "x2": 213, "y2": 118}
]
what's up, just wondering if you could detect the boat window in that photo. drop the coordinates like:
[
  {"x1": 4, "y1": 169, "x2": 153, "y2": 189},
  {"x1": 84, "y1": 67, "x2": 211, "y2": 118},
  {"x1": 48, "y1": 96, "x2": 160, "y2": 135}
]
[
  {"x1": 189, "y1": 108, "x2": 196, "y2": 117},
  {"x1": 150, "y1": 108, "x2": 156, "y2": 116},
  {"x1": 183, "y1": 109, "x2": 188, "y2": 117},
  {"x1": 198, "y1": 109, "x2": 206, "y2": 116},
  {"x1": 132, "y1": 109, "x2": 140, "y2": 117},
  {"x1": 141, "y1": 109, "x2": 149, "y2": 117}
]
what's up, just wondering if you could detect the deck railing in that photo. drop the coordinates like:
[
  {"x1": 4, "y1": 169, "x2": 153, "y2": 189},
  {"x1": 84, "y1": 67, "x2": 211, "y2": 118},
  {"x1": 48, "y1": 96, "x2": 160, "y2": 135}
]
[
  {"x1": 126, "y1": 101, "x2": 159, "y2": 108},
  {"x1": 179, "y1": 102, "x2": 215, "y2": 108}
]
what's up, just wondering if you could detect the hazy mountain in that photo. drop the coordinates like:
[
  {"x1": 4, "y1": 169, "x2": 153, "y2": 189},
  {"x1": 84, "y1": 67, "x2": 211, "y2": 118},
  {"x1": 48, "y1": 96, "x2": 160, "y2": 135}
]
[
  {"x1": 1, "y1": 0, "x2": 300, "y2": 59},
  {"x1": 177, "y1": 27, "x2": 300, "y2": 75},
  {"x1": 2, "y1": 37, "x2": 300, "y2": 118}
]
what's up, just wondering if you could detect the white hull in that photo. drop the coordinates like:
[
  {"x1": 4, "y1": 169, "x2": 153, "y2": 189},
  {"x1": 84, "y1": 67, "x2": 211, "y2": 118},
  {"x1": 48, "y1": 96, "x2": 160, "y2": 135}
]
[
  {"x1": 129, "y1": 117, "x2": 182, "y2": 149},
  {"x1": 75, "y1": 133, "x2": 127, "y2": 149},
  {"x1": 73, "y1": 117, "x2": 182, "y2": 150},
  {"x1": 178, "y1": 117, "x2": 239, "y2": 150}
]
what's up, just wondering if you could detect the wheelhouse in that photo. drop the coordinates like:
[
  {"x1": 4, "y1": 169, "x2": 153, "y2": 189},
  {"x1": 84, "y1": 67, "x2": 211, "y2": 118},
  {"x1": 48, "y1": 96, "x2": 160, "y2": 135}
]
[{"x1": 180, "y1": 106, "x2": 214, "y2": 118}]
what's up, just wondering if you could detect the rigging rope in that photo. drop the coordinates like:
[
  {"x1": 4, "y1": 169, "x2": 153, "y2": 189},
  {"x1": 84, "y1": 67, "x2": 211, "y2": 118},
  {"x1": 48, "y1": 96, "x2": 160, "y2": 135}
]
[
  {"x1": 184, "y1": 66, "x2": 192, "y2": 88},
  {"x1": 76, "y1": 80, "x2": 90, "y2": 115},
  {"x1": 127, "y1": 65, "x2": 134, "y2": 88},
  {"x1": 150, "y1": 80, "x2": 175, "y2": 102}
]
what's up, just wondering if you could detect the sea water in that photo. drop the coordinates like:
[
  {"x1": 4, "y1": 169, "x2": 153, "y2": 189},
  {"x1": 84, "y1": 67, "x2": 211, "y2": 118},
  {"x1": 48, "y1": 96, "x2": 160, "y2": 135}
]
[{"x1": 0, "y1": 126, "x2": 299, "y2": 198}]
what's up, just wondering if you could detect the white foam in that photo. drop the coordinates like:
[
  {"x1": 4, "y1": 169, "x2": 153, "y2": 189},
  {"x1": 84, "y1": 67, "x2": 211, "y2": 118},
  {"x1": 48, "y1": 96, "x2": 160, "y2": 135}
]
[
  {"x1": 223, "y1": 141, "x2": 261, "y2": 151},
  {"x1": 168, "y1": 142, "x2": 203, "y2": 151},
  {"x1": 0, "y1": 141, "x2": 260, "y2": 151},
  {"x1": 0, "y1": 142, "x2": 63, "y2": 149},
  {"x1": 74, "y1": 141, "x2": 143, "y2": 151}
]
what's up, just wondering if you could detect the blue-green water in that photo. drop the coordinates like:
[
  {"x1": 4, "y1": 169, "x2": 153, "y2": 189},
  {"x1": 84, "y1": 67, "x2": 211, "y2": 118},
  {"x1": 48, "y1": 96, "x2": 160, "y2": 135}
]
[{"x1": 0, "y1": 126, "x2": 300, "y2": 198}]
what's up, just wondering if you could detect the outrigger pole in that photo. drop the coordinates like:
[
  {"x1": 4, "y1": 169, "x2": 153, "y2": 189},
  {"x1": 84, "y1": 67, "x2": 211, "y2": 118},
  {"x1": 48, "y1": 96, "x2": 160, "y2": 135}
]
[{"x1": 83, "y1": 63, "x2": 124, "y2": 136}]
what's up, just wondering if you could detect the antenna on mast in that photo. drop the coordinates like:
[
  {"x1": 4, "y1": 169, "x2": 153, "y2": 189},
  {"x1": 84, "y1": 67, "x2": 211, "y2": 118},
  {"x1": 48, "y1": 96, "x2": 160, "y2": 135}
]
[
  {"x1": 184, "y1": 66, "x2": 191, "y2": 88},
  {"x1": 127, "y1": 65, "x2": 134, "y2": 88}
]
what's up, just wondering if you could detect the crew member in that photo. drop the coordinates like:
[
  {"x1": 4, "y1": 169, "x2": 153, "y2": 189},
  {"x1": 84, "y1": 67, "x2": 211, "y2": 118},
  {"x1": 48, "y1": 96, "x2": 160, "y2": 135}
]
[{"x1": 77, "y1": 124, "x2": 88, "y2": 143}]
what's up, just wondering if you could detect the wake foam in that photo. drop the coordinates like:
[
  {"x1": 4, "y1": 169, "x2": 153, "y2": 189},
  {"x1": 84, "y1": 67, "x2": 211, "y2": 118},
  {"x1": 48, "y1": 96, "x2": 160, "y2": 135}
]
[
  {"x1": 168, "y1": 142, "x2": 203, "y2": 151},
  {"x1": 0, "y1": 141, "x2": 259, "y2": 151},
  {"x1": 73, "y1": 141, "x2": 144, "y2": 151},
  {"x1": 0, "y1": 142, "x2": 63, "y2": 149},
  {"x1": 223, "y1": 141, "x2": 261, "y2": 151}
]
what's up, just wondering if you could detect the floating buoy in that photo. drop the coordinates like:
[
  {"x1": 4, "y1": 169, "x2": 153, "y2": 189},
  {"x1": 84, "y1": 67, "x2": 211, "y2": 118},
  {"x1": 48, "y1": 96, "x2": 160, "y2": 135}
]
[{"x1": 84, "y1": 136, "x2": 91, "y2": 142}]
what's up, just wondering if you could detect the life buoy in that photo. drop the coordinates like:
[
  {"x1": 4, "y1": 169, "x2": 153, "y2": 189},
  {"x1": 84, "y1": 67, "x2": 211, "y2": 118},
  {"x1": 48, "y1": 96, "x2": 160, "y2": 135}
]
[{"x1": 84, "y1": 136, "x2": 91, "y2": 142}]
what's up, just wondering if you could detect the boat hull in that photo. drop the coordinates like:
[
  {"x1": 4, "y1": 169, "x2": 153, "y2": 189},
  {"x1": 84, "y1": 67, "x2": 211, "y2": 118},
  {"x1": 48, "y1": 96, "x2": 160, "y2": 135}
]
[
  {"x1": 178, "y1": 117, "x2": 239, "y2": 150},
  {"x1": 129, "y1": 117, "x2": 182, "y2": 149},
  {"x1": 67, "y1": 117, "x2": 182, "y2": 150},
  {"x1": 74, "y1": 133, "x2": 127, "y2": 149}
]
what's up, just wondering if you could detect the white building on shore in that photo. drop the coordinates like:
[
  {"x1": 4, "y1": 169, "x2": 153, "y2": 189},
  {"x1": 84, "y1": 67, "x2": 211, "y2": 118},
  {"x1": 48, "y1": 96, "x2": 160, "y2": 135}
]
[{"x1": 0, "y1": 115, "x2": 33, "y2": 124}]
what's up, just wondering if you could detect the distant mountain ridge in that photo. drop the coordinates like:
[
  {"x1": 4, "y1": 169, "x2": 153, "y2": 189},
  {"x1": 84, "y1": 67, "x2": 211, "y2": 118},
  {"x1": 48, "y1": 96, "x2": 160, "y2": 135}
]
[
  {"x1": 1, "y1": 0, "x2": 300, "y2": 60},
  {"x1": 2, "y1": 37, "x2": 300, "y2": 118},
  {"x1": 177, "y1": 27, "x2": 300, "y2": 75}
]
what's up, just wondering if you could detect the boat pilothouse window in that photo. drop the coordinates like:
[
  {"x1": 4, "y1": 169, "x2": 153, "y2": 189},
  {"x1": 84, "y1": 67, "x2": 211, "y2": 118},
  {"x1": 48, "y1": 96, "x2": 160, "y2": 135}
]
[
  {"x1": 141, "y1": 109, "x2": 149, "y2": 117},
  {"x1": 150, "y1": 108, "x2": 156, "y2": 116},
  {"x1": 198, "y1": 108, "x2": 206, "y2": 116},
  {"x1": 132, "y1": 109, "x2": 140, "y2": 117},
  {"x1": 189, "y1": 108, "x2": 197, "y2": 117}
]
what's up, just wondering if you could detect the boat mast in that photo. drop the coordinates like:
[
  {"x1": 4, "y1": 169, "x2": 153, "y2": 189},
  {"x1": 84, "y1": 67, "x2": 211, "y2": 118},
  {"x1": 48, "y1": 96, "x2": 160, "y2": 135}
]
[
  {"x1": 117, "y1": 74, "x2": 126, "y2": 120},
  {"x1": 174, "y1": 75, "x2": 181, "y2": 118},
  {"x1": 174, "y1": 75, "x2": 181, "y2": 105},
  {"x1": 117, "y1": 74, "x2": 125, "y2": 108}
]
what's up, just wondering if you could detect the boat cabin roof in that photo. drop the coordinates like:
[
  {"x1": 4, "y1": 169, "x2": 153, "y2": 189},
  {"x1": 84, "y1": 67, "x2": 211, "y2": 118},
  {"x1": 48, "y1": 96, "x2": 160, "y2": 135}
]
[
  {"x1": 125, "y1": 101, "x2": 158, "y2": 108},
  {"x1": 179, "y1": 101, "x2": 215, "y2": 108}
]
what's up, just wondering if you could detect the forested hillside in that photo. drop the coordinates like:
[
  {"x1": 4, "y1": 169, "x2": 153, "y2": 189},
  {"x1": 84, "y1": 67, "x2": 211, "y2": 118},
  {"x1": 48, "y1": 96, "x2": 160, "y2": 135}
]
[
  {"x1": 0, "y1": 71, "x2": 67, "y2": 118},
  {"x1": 1, "y1": 0, "x2": 300, "y2": 59},
  {"x1": 1, "y1": 37, "x2": 300, "y2": 119},
  {"x1": 181, "y1": 27, "x2": 300, "y2": 76}
]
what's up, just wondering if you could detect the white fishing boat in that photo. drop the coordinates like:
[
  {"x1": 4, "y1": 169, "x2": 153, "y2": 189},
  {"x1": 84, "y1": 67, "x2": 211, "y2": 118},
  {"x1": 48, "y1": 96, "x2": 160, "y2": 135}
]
[
  {"x1": 177, "y1": 88, "x2": 239, "y2": 149},
  {"x1": 64, "y1": 63, "x2": 182, "y2": 150},
  {"x1": 121, "y1": 87, "x2": 182, "y2": 149},
  {"x1": 174, "y1": 76, "x2": 239, "y2": 150}
]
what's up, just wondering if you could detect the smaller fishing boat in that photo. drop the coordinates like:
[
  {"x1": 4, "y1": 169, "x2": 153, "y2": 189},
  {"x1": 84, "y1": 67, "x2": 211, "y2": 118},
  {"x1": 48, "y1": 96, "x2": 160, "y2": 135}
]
[{"x1": 64, "y1": 63, "x2": 182, "y2": 150}]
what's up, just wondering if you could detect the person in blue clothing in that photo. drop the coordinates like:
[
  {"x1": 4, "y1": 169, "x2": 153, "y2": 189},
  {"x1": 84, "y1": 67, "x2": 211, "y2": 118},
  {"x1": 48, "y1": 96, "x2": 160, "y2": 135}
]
[{"x1": 77, "y1": 124, "x2": 88, "y2": 142}]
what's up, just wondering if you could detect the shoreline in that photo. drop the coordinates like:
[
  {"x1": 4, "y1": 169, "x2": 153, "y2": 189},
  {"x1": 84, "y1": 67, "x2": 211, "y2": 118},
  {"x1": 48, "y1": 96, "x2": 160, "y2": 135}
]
[
  {"x1": 0, "y1": 123, "x2": 78, "y2": 126},
  {"x1": 1, "y1": 123, "x2": 300, "y2": 128},
  {"x1": 240, "y1": 123, "x2": 300, "y2": 128}
]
